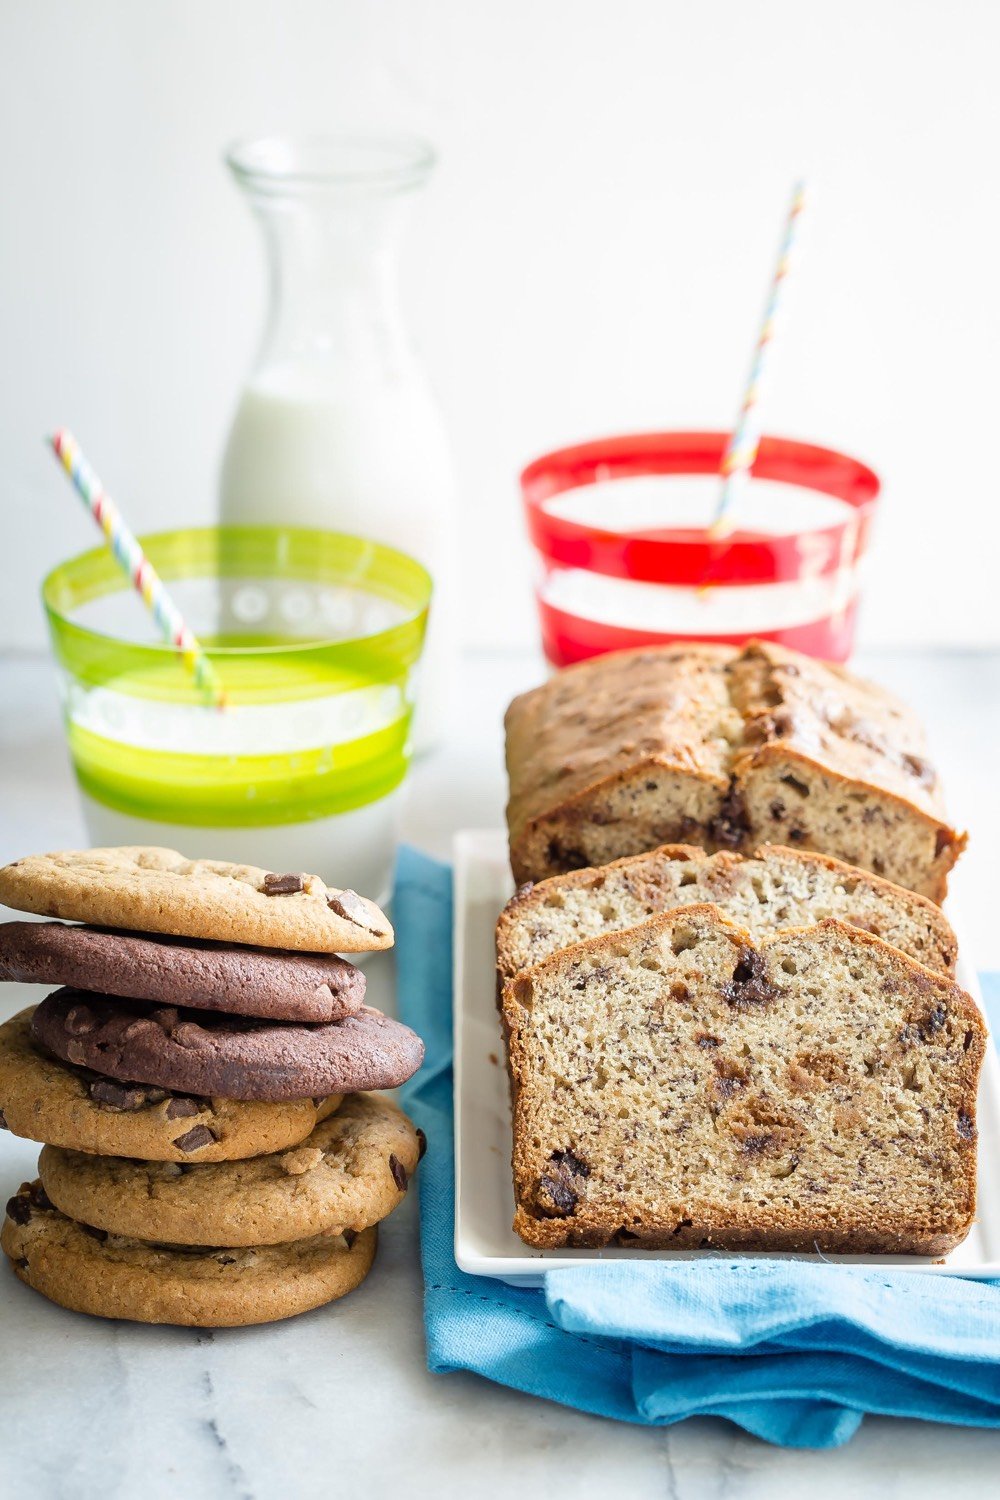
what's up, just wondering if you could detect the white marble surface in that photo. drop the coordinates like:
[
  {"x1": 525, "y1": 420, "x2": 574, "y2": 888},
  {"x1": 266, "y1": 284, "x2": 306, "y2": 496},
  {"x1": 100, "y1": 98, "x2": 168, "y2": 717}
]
[{"x1": 1, "y1": 646, "x2": 999, "y2": 1499}]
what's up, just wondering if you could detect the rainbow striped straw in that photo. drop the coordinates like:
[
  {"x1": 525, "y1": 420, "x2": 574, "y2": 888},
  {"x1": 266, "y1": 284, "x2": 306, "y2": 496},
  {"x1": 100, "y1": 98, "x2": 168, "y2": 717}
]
[
  {"x1": 708, "y1": 180, "x2": 807, "y2": 538},
  {"x1": 49, "y1": 430, "x2": 227, "y2": 708}
]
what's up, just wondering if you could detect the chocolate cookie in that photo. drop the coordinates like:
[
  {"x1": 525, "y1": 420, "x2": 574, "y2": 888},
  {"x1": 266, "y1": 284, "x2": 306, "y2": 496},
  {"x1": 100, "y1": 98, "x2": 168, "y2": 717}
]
[
  {"x1": 0, "y1": 846, "x2": 392, "y2": 952},
  {"x1": 0, "y1": 1009, "x2": 342, "y2": 1160},
  {"x1": 2, "y1": 1182, "x2": 376, "y2": 1327},
  {"x1": 0, "y1": 921, "x2": 365, "y2": 1023},
  {"x1": 31, "y1": 991, "x2": 425, "y2": 1102},
  {"x1": 40, "y1": 1092, "x2": 425, "y2": 1246}
]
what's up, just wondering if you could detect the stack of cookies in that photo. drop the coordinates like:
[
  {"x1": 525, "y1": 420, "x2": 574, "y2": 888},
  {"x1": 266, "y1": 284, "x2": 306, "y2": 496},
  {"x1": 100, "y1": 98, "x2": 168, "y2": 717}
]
[{"x1": 0, "y1": 846, "x2": 426, "y2": 1327}]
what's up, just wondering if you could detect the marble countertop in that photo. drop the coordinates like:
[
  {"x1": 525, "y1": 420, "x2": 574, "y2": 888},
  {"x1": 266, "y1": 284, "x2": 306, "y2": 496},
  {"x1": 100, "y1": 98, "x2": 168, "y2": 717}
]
[{"x1": 1, "y1": 646, "x2": 998, "y2": 1499}]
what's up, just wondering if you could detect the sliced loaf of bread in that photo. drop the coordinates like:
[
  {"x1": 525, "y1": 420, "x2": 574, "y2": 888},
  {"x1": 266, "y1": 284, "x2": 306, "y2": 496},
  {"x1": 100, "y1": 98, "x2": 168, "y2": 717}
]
[
  {"x1": 502, "y1": 905, "x2": 985, "y2": 1254},
  {"x1": 496, "y1": 843, "x2": 958, "y2": 984},
  {"x1": 504, "y1": 640, "x2": 965, "y2": 899}
]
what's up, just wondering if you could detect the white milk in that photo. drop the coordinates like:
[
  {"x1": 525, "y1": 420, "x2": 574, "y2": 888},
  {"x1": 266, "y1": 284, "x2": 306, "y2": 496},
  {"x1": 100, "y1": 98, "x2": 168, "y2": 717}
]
[
  {"x1": 545, "y1": 473, "x2": 852, "y2": 534},
  {"x1": 63, "y1": 578, "x2": 419, "y2": 904},
  {"x1": 539, "y1": 473, "x2": 862, "y2": 634},
  {"x1": 219, "y1": 365, "x2": 458, "y2": 749}
]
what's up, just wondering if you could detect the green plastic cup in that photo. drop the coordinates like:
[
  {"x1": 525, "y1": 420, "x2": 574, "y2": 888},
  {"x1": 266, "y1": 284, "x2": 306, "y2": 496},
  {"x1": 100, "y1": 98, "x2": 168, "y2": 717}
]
[{"x1": 43, "y1": 526, "x2": 432, "y2": 904}]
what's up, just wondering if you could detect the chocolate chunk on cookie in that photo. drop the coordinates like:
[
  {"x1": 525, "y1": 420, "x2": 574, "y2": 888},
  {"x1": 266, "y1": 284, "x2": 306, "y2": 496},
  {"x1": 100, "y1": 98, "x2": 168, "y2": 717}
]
[
  {"x1": 0, "y1": 1009, "x2": 342, "y2": 1160},
  {"x1": 326, "y1": 889, "x2": 391, "y2": 937},
  {"x1": 2, "y1": 1183, "x2": 377, "y2": 1326},
  {"x1": 31, "y1": 991, "x2": 425, "y2": 1101},
  {"x1": 0, "y1": 847, "x2": 392, "y2": 953},
  {"x1": 262, "y1": 872, "x2": 307, "y2": 896},
  {"x1": 0, "y1": 921, "x2": 366, "y2": 1023},
  {"x1": 88, "y1": 1077, "x2": 168, "y2": 1110},
  {"x1": 40, "y1": 1092, "x2": 422, "y2": 1246}
]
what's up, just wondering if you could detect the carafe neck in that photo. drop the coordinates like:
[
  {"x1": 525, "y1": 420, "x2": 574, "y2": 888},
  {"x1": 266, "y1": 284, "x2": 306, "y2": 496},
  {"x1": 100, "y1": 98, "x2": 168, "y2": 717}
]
[
  {"x1": 255, "y1": 201, "x2": 406, "y2": 373},
  {"x1": 227, "y1": 136, "x2": 435, "y2": 383}
]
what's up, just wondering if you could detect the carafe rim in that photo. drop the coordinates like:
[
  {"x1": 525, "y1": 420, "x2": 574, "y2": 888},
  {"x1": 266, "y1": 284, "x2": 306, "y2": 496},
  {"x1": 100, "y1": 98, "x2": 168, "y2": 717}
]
[{"x1": 225, "y1": 132, "x2": 437, "y2": 198}]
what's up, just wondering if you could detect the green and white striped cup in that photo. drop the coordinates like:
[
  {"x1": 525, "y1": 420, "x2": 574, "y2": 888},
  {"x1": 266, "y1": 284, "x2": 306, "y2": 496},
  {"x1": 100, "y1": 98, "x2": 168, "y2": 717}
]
[{"x1": 43, "y1": 525, "x2": 432, "y2": 905}]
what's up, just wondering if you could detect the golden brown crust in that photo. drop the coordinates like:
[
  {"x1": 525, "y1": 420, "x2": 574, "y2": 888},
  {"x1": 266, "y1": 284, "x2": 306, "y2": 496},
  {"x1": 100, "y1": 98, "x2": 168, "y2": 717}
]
[
  {"x1": 730, "y1": 641, "x2": 950, "y2": 812},
  {"x1": 504, "y1": 642, "x2": 965, "y2": 898},
  {"x1": 511, "y1": 1206, "x2": 968, "y2": 1257},
  {"x1": 502, "y1": 908, "x2": 985, "y2": 1256},
  {"x1": 505, "y1": 645, "x2": 736, "y2": 823}
]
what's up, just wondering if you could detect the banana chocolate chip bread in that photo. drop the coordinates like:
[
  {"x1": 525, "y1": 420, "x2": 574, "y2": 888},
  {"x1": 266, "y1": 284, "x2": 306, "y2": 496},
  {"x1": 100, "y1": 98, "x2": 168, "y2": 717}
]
[
  {"x1": 502, "y1": 906, "x2": 985, "y2": 1255},
  {"x1": 504, "y1": 641, "x2": 965, "y2": 900},
  {"x1": 496, "y1": 843, "x2": 958, "y2": 986}
]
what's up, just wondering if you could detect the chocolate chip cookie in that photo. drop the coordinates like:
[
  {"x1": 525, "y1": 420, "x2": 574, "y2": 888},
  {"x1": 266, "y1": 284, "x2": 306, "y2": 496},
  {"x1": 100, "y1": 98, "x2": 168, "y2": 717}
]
[
  {"x1": 2, "y1": 1182, "x2": 377, "y2": 1326},
  {"x1": 0, "y1": 921, "x2": 366, "y2": 1023},
  {"x1": 0, "y1": 1009, "x2": 342, "y2": 1160},
  {"x1": 39, "y1": 1092, "x2": 424, "y2": 1245},
  {"x1": 0, "y1": 846, "x2": 392, "y2": 952},
  {"x1": 31, "y1": 992, "x2": 425, "y2": 1101}
]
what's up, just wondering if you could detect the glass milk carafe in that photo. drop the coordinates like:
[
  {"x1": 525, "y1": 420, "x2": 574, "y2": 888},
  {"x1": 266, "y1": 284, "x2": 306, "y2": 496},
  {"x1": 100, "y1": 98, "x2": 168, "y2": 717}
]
[{"x1": 219, "y1": 135, "x2": 457, "y2": 749}]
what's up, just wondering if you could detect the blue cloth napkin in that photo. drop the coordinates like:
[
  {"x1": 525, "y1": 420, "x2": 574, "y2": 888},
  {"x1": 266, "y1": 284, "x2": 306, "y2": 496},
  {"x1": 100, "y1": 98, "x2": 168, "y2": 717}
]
[{"x1": 395, "y1": 846, "x2": 1000, "y2": 1448}]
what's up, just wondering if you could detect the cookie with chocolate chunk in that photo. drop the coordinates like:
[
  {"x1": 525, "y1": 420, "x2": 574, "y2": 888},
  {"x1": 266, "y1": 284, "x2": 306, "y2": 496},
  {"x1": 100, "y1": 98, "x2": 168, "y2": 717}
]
[
  {"x1": 0, "y1": 921, "x2": 366, "y2": 1023},
  {"x1": 2, "y1": 1182, "x2": 376, "y2": 1326},
  {"x1": 39, "y1": 1092, "x2": 424, "y2": 1246},
  {"x1": 0, "y1": 1009, "x2": 342, "y2": 1160},
  {"x1": 0, "y1": 846, "x2": 392, "y2": 952},
  {"x1": 31, "y1": 991, "x2": 425, "y2": 1102}
]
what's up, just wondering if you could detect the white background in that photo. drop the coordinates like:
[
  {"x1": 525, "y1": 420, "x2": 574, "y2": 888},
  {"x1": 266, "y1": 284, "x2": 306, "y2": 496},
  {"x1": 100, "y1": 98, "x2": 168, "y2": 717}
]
[{"x1": 1, "y1": 0, "x2": 998, "y2": 651}]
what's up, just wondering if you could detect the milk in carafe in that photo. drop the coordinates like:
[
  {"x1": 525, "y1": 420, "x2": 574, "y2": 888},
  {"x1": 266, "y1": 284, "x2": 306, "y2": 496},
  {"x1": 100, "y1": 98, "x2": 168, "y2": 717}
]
[{"x1": 218, "y1": 135, "x2": 457, "y2": 747}]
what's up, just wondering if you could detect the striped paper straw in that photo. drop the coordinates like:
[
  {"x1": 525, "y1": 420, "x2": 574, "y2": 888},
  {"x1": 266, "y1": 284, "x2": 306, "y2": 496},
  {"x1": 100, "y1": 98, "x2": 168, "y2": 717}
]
[
  {"x1": 49, "y1": 430, "x2": 227, "y2": 708},
  {"x1": 708, "y1": 180, "x2": 807, "y2": 538}
]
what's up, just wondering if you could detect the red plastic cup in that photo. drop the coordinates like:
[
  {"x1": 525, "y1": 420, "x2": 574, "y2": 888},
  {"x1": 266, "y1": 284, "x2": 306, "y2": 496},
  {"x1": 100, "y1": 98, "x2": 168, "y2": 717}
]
[{"x1": 520, "y1": 431, "x2": 880, "y2": 668}]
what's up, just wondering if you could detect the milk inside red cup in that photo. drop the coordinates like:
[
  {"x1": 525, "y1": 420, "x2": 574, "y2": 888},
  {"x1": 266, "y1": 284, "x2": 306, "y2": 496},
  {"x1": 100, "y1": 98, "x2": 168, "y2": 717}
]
[{"x1": 521, "y1": 432, "x2": 879, "y2": 667}]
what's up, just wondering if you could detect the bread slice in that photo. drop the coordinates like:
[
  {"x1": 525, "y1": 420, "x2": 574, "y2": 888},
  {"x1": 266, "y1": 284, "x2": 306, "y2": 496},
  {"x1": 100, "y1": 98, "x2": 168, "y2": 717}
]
[
  {"x1": 504, "y1": 641, "x2": 965, "y2": 900},
  {"x1": 502, "y1": 905, "x2": 985, "y2": 1254},
  {"x1": 496, "y1": 844, "x2": 959, "y2": 985}
]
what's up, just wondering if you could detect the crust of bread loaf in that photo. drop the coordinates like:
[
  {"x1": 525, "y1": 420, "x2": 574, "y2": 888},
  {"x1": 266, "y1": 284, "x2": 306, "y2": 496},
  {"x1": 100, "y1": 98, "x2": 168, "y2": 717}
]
[
  {"x1": 502, "y1": 908, "x2": 985, "y2": 1256},
  {"x1": 510, "y1": 1207, "x2": 968, "y2": 1257},
  {"x1": 496, "y1": 842, "x2": 959, "y2": 985},
  {"x1": 734, "y1": 641, "x2": 951, "y2": 812}
]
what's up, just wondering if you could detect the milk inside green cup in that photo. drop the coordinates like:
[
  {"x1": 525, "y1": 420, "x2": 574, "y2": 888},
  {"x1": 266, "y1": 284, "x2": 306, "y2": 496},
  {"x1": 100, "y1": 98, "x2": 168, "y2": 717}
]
[{"x1": 43, "y1": 527, "x2": 431, "y2": 905}]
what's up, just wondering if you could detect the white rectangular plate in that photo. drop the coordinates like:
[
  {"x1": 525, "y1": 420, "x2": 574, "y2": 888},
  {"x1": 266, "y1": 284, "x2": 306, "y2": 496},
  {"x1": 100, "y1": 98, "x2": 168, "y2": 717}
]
[{"x1": 453, "y1": 828, "x2": 1000, "y2": 1286}]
